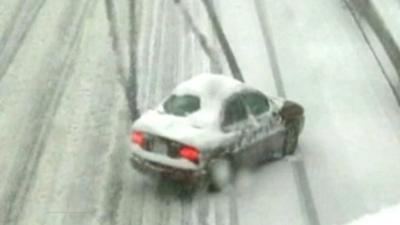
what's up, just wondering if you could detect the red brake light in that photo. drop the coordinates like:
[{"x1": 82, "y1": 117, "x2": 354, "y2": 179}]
[
  {"x1": 179, "y1": 146, "x2": 199, "y2": 163},
  {"x1": 132, "y1": 131, "x2": 146, "y2": 148}
]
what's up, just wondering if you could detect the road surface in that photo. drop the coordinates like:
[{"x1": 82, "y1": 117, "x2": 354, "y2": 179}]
[{"x1": 0, "y1": 0, "x2": 399, "y2": 225}]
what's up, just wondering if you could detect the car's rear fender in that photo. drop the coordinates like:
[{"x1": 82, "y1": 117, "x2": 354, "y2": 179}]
[{"x1": 279, "y1": 100, "x2": 305, "y2": 126}]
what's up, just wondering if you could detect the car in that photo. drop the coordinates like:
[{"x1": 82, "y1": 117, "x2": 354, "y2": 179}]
[{"x1": 129, "y1": 73, "x2": 305, "y2": 190}]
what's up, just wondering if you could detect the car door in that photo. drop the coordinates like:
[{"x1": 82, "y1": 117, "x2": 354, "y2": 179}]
[
  {"x1": 220, "y1": 93, "x2": 255, "y2": 157},
  {"x1": 220, "y1": 92, "x2": 263, "y2": 165},
  {"x1": 241, "y1": 91, "x2": 284, "y2": 162}
]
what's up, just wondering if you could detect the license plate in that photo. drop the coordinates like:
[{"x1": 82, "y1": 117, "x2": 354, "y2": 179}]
[{"x1": 152, "y1": 139, "x2": 168, "y2": 155}]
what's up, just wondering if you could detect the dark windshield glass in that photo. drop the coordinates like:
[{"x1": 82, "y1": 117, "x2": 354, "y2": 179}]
[{"x1": 163, "y1": 94, "x2": 200, "y2": 116}]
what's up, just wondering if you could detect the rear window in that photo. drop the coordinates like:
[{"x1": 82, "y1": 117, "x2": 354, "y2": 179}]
[{"x1": 163, "y1": 94, "x2": 200, "y2": 116}]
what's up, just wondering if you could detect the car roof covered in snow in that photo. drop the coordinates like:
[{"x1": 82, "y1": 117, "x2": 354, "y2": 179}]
[
  {"x1": 135, "y1": 74, "x2": 267, "y2": 148},
  {"x1": 172, "y1": 73, "x2": 248, "y2": 102}
]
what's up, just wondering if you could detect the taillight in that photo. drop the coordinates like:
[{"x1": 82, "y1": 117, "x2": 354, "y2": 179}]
[
  {"x1": 131, "y1": 131, "x2": 146, "y2": 148},
  {"x1": 179, "y1": 146, "x2": 199, "y2": 163}
]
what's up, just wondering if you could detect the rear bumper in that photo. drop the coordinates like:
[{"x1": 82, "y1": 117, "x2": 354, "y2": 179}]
[{"x1": 129, "y1": 145, "x2": 205, "y2": 180}]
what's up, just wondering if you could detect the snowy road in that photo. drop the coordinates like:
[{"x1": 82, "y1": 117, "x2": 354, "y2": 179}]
[{"x1": 0, "y1": 0, "x2": 400, "y2": 225}]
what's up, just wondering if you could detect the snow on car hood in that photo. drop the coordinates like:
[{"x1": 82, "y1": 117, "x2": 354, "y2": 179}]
[{"x1": 132, "y1": 110, "x2": 232, "y2": 150}]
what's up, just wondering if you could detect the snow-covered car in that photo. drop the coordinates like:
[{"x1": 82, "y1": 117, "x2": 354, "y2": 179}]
[{"x1": 129, "y1": 74, "x2": 304, "y2": 190}]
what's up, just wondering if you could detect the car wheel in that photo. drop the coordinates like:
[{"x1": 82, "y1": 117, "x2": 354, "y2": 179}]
[
  {"x1": 283, "y1": 119, "x2": 301, "y2": 155},
  {"x1": 208, "y1": 158, "x2": 234, "y2": 192}
]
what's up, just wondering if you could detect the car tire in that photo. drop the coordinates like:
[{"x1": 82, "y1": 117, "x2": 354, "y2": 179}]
[
  {"x1": 208, "y1": 158, "x2": 234, "y2": 192},
  {"x1": 283, "y1": 118, "x2": 302, "y2": 155}
]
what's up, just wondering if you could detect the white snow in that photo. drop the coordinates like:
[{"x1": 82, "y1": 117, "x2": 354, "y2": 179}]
[
  {"x1": 163, "y1": 73, "x2": 246, "y2": 129},
  {"x1": 133, "y1": 73, "x2": 246, "y2": 150},
  {"x1": 0, "y1": 0, "x2": 20, "y2": 38},
  {"x1": 216, "y1": 0, "x2": 400, "y2": 225},
  {"x1": 3, "y1": 0, "x2": 400, "y2": 224},
  {"x1": 370, "y1": 0, "x2": 400, "y2": 50},
  {"x1": 213, "y1": 0, "x2": 278, "y2": 96},
  {"x1": 261, "y1": 0, "x2": 400, "y2": 224},
  {"x1": 346, "y1": 203, "x2": 400, "y2": 225},
  {"x1": 171, "y1": 73, "x2": 247, "y2": 106},
  {"x1": 133, "y1": 109, "x2": 232, "y2": 149}
]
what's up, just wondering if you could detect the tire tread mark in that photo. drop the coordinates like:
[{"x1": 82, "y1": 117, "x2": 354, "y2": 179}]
[
  {"x1": 291, "y1": 159, "x2": 321, "y2": 225},
  {"x1": 253, "y1": 0, "x2": 286, "y2": 98},
  {"x1": 175, "y1": 1, "x2": 223, "y2": 73},
  {"x1": 0, "y1": 1, "x2": 94, "y2": 223},
  {"x1": 104, "y1": 0, "x2": 128, "y2": 88},
  {"x1": 94, "y1": 107, "x2": 126, "y2": 225},
  {"x1": 180, "y1": 195, "x2": 193, "y2": 225},
  {"x1": 96, "y1": 0, "x2": 142, "y2": 224},
  {"x1": 253, "y1": 1, "x2": 320, "y2": 225},
  {"x1": 196, "y1": 194, "x2": 210, "y2": 225},
  {"x1": 200, "y1": 0, "x2": 243, "y2": 81},
  {"x1": 0, "y1": 0, "x2": 47, "y2": 82},
  {"x1": 228, "y1": 188, "x2": 239, "y2": 225},
  {"x1": 344, "y1": 0, "x2": 400, "y2": 106}
]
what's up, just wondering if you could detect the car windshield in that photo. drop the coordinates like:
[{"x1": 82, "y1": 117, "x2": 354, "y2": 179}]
[{"x1": 163, "y1": 94, "x2": 200, "y2": 116}]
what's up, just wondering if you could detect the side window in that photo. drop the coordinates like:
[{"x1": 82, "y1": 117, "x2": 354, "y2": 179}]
[
  {"x1": 242, "y1": 92, "x2": 270, "y2": 116},
  {"x1": 222, "y1": 96, "x2": 248, "y2": 128}
]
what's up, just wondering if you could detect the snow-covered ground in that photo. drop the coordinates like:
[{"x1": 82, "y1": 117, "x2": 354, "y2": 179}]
[
  {"x1": 0, "y1": 0, "x2": 126, "y2": 224},
  {"x1": 370, "y1": 0, "x2": 400, "y2": 50},
  {"x1": 217, "y1": 0, "x2": 400, "y2": 224},
  {"x1": 0, "y1": 0, "x2": 400, "y2": 225},
  {"x1": 367, "y1": 0, "x2": 400, "y2": 101},
  {"x1": 346, "y1": 202, "x2": 400, "y2": 225}
]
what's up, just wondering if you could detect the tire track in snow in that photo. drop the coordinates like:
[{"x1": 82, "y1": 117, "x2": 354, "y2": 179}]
[
  {"x1": 139, "y1": 2, "x2": 188, "y2": 224},
  {"x1": 228, "y1": 188, "x2": 239, "y2": 225},
  {"x1": 175, "y1": 1, "x2": 222, "y2": 74},
  {"x1": 120, "y1": 0, "x2": 234, "y2": 224},
  {"x1": 143, "y1": 0, "x2": 164, "y2": 110},
  {"x1": 107, "y1": 0, "x2": 161, "y2": 224},
  {"x1": 180, "y1": 191, "x2": 195, "y2": 225},
  {"x1": 178, "y1": 2, "x2": 240, "y2": 224},
  {"x1": 0, "y1": 0, "x2": 47, "y2": 82},
  {"x1": 41, "y1": 3, "x2": 129, "y2": 225},
  {"x1": 51, "y1": 45, "x2": 119, "y2": 225},
  {"x1": 185, "y1": 2, "x2": 242, "y2": 224},
  {"x1": 253, "y1": 1, "x2": 320, "y2": 225},
  {"x1": 98, "y1": 1, "x2": 167, "y2": 224},
  {"x1": 100, "y1": 1, "x2": 160, "y2": 225},
  {"x1": 344, "y1": 0, "x2": 400, "y2": 106},
  {"x1": 0, "y1": 1, "x2": 95, "y2": 224},
  {"x1": 136, "y1": 0, "x2": 155, "y2": 111},
  {"x1": 204, "y1": 186, "x2": 238, "y2": 225},
  {"x1": 197, "y1": 197, "x2": 211, "y2": 225},
  {"x1": 200, "y1": 0, "x2": 243, "y2": 81},
  {"x1": 97, "y1": 0, "x2": 136, "y2": 224},
  {"x1": 253, "y1": 0, "x2": 285, "y2": 98},
  {"x1": 291, "y1": 156, "x2": 321, "y2": 225},
  {"x1": 104, "y1": 0, "x2": 128, "y2": 88},
  {"x1": 94, "y1": 97, "x2": 129, "y2": 225},
  {"x1": 152, "y1": 0, "x2": 168, "y2": 104}
]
